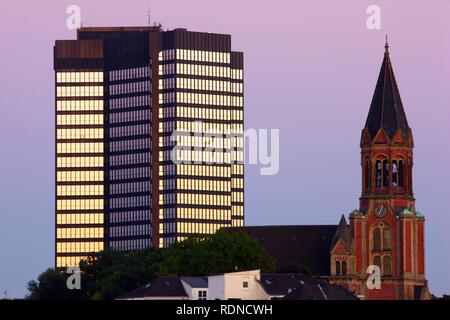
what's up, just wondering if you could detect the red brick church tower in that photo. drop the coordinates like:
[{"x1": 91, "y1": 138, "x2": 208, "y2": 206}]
[{"x1": 329, "y1": 41, "x2": 429, "y2": 299}]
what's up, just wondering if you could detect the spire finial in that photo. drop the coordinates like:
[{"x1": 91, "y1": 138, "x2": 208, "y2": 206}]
[{"x1": 385, "y1": 34, "x2": 389, "y2": 53}]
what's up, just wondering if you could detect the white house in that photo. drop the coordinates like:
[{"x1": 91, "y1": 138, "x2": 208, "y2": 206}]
[{"x1": 207, "y1": 269, "x2": 270, "y2": 300}]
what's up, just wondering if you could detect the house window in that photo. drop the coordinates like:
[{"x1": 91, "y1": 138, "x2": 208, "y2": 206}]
[
  {"x1": 373, "y1": 228, "x2": 381, "y2": 250},
  {"x1": 365, "y1": 160, "x2": 371, "y2": 191},
  {"x1": 383, "y1": 256, "x2": 392, "y2": 275},
  {"x1": 336, "y1": 261, "x2": 341, "y2": 275},
  {"x1": 198, "y1": 290, "x2": 207, "y2": 300},
  {"x1": 376, "y1": 160, "x2": 382, "y2": 188},
  {"x1": 398, "y1": 160, "x2": 404, "y2": 188},
  {"x1": 342, "y1": 261, "x2": 347, "y2": 275},
  {"x1": 373, "y1": 255, "x2": 382, "y2": 270},
  {"x1": 383, "y1": 228, "x2": 392, "y2": 250},
  {"x1": 242, "y1": 281, "x2": 249, "y2": 288},
  {"x1": 383, "y1": 160, "x2": 389, "y2": 188},
  {"x1": 392, "y1": 160, "x2": 398, "y2": 187}
]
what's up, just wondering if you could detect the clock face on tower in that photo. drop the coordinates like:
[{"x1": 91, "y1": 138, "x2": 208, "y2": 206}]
[{"x1": 375, "y1": 204, "x2": 387, "y2": 218}]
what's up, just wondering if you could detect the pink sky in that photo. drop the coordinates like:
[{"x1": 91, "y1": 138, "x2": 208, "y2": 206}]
[{"x1": 0, "y1": 0, "x2": 449, "y2": 297}]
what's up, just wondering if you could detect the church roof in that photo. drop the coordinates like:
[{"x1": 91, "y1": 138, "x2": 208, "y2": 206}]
[
  {"x1": 225, "y1": 225, "x2": 337, "y2": 276},
  {"x1": 330, "y1": 215, "x2": 352, "y2": 249},
  {"x1": 364, "y1": 41, "x2": 410, "y2": 139}
]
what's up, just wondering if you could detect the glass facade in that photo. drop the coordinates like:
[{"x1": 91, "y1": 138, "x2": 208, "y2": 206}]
[
  {"x1": 55, "y1": 27, "x2": 244, "y2": 266},
  {"x1": 55, "y1": 71, "x2": 105, "y2": 268},
  {"x1": 157, "y1": 48, "x2": 244, "y2": 248},
  {"x1": 108, "y1": 66, "x2": 153, "y2": 251}
]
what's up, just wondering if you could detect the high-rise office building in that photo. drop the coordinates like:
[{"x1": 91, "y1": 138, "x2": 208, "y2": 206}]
[{"x1": 54, "y1": 26, "x2": 244, "y2": 268}]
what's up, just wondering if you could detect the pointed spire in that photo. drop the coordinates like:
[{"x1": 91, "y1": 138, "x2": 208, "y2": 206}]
[
  {"x1": 364, "y1": 40, "x2": 410, "y2": 140},
  {"x1": 330, "y1": 215, "x2": 352, "y2": 249},
  {"x1": 385, "y1": 34, "x2": 389, "y2": 53}
]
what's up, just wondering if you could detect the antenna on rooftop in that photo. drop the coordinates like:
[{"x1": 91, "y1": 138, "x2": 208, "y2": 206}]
[{"x1": 147, "y1": 5, "x2": 151, "y2": 26}]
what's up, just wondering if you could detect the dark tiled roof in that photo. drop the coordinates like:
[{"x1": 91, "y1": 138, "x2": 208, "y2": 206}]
[
  {"x1": 365, "y1": 42, "x2": 410, "y2": 139},
  {"x1": 117, "y1": 277, "x2": 187, "y2": 299},
  {"x1": 283, "y1": 282, "x2": 358, "y2": 300},
  {"x1": 225, "y1": 225, "x2": 337, "y2": 276},
  {"x1": 260, "y1": 274, "x2": 318, "y2": 296},
  {"x1": 330, "y1": 215, "x2": 352, "y2": 249},
  {"x1": 181, "y1": 277, "x2": 208, "y2": 288}
]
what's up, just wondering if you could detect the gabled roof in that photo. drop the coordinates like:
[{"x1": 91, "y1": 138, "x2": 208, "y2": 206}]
[
  {"x1": 225, "y1": 225, "x2": 337, "y2": 276},
  {"x1": 364, "y1": 41, "x2": 410, "y2": 140},
  {"x1": 181, "y1": 277, "x2": 208, "y2": 288},
  {"x1": 283, "y1": 283, "x2": 358, "y2": 300},
  {"x1": 260, "y1": 273, "x2": 317, "y2": 296},
  {"x1": 330, "y1": 215, "x2": 352, "y2": 250},
  {"x1": 117, "y1": 277, "x2": 188, "y2": 299}
]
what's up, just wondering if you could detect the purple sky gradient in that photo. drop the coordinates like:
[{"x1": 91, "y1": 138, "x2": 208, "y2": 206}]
[{"x1": 0, "y1": 0, "x2": 449, "y2": 298}]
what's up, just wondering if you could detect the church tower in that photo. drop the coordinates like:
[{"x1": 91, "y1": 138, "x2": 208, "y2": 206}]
[{"x1": 330, "y1": 41, "x2": 429, "y2": 299}]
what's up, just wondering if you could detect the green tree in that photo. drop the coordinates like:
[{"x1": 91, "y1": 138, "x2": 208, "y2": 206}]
[
  {"x1": 27, "y1": 230, "x2": 275, "y2": 300},
  {"x1": 26, "y1": 268, "x2": 82, "y2": 300}
]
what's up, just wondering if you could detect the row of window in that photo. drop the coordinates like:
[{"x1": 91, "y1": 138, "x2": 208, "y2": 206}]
[
  {"x1": 57, "y1": 185, "x2": 104, "y2": 196},
  {"x1": 56, "y1": 99, "x2": 103, "y2": 111},
  {"x1": 231, "y1": 192, "x2": 244, "y2": 203},
  {"x1": 110, "y1": 166, "x2": 150, "y2": 181},
  {"x1": 110, "y1": 81, "x2": 150, "y2": 96},
  {"x1": 110, "y1": 95, "x2": 151, "y2": 110},
  {"x1": 159, "y1": 207, "x2": 231, "y2": 221},
  {"x1": 56, "y1": 227, "x2": 104, "y2": 239},
  {"x1": 110, "y1": 153, "x2": 151, "y2": 166},
  {"x1": 57, "y1": 199, "x2": 104, "y2": 211},
  {"x1": 159, "y1": 105, "x2": 243, "y2": 121},
  {"x1": 56, "y1": 256, "x2": 88, "y2": 268},
  {"x1": 373, "y1": 227, "x2": 392, "y2": 251},
  {"x1": 110, "y1": 124, "x2": 150, "y2": 138},
  {"x1": 169, "y1": 149, "x2": 243, "y2": 165},
  {"x1": 176, "y1": 179, "x2": 231, "y2": 192},
  {"x1": 57, "y1": 128, "x2": 104, "y2": 140},
  {"x1": 57, "y1": 72, "x2": 104, "y2": 83},
  {"x1": 57, "y1": 114, "x2": 104, "y2": 126},
  {"x1": 110, "y1": 224, "x2": 151, "y2": 238},
  {"x1": 232, "y1": 205, "x2": 244, "y2": 216},
  {"x1": 110, "y1": 181, "x2": 151, "y2": 195},
  {"x1": 159, "y1": 77, "x2": 243, "y2": 93},
  {"x1": 159, "y1": 49, "x2": 231, "y2": 64},
  {"x1": 57, "y1": 142, "x2": 104, "y2": 154},
  {"x1": 110, "y1": 239, "x2": 151, "y2": 252},
  {"x1": 109, "y1": 195, "x2": 151, "y2": 209},
  {"x1": 176, "y1": 92, "x2": 243, "y2": 107},
  {"x1": 109, "y1": 67, "x2": 151, "y2": 82},
  {"x1": 231, "y1": 218, "x2": 244, "y2": 226},
  {"x1": 57, "y1": 170, "x2": 104, "y2": 182},
  {"x1": 176, "y1": 193, "x2": 231, "y2": 206},
  {"x1": 365, "y1": 159, "x2": 406, "y2": 191},
  {"x1": 159, "y1": 120, "x2": 231, "y2": 134},
  {"x1": 373, "y1": 255, "x2": 392, "y2": 275},
  {"x1": 56, "y1": 86, "x2": 104, "y2": 97},
  {"x1": 232, "y1": 164, "x2": 244, "y2": 175},
  {"x1": 176, "y1": 121, "x2": 243, "y2": 134},
  {"x1": 109, "y1": 210, "x2": 151, "y2": 223},
  {"x1": 171, "y1": 134, "x2": 233, "y2": 149},
  {"x1": 164, "y1": 221, "x2": 231, "y2": 235},
  {"x1": 57, "y1": 213, "x2": 104, "y2": 225},
  {"x1": 56, "y1": 241, "x2": 104, "y2": 254},
  {"x1": 110, "y1": 109, "x2": 150, "y2": 124},
  {"x1": 159, "y1": 164, "x2": 231, "y2": 178},
  {"x1": 175, "y1": 63, "x2": 231, "y2": 78},
  {"x1": 232, "y1": 178, "x2": 244, "y2": 189},
  {"x1": 57, "y1": 156, "x2": 104, "y2": 168},
  {"x1": 231, "y1": 69, "x2": 243, "y2": 80},
  {"x1": 110, "y1": 138, "x2": 150, "y2": 152}
]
